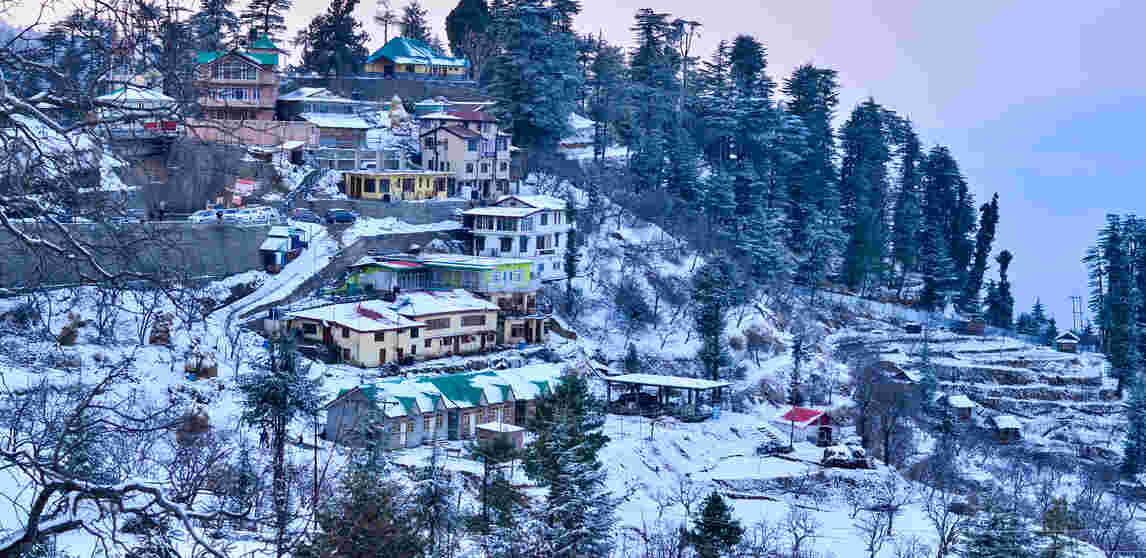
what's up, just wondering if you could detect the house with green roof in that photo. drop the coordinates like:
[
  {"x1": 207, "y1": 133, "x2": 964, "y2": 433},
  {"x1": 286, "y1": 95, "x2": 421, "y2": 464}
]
[
  {"x1": 322, "y1": 364, "x2": 564, "y2": 448},
  {"x1": 193, "y1": 33, "x2": 284, "y2": 121},
  {"x1": 363, "y1": 37, "x2": 470, "y2": 80}
]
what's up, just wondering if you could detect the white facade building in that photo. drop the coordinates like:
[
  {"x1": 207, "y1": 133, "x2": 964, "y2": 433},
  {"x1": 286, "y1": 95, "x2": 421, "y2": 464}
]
[{"x1": 462, "y1": 195, "x2": 573, "y2": 281}]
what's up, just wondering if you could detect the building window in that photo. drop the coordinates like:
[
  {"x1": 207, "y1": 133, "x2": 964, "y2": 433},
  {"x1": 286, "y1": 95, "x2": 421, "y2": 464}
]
[
  {"x1": 379, "y1": 178, "x2": 390, "y2": 191},
  {"x1": 538, "y1": 263, "x2": 545, "y2": 272},
  {"x1": 342, "y1": 327, "x2": 350, "y2": 338},
  {"x1": 410, "y1": 327, "x2": 419, "y2": 338},
  {"x1": 364, "y1": 178, "x2": 376, "y2": 193},
  {"x1": 435, "y1": 177, "x2": 446, "y2": 191},
  {"x1": 425, "y1": 318, "x2": 450, "y2": 330},
  {"x1": 466, "y1": 163, "x2": 474, "y2": 173},
  {"x1": 467, "y1": 139, "x2": 478, "y2": 152},
  {"x1": 481, "y1": 162, "x2": 489, "y2": 173},
  {"x1": 500, "y1": 237, "x2": 513, "y2": 252},
  {"x1": 405, "y1": 64, "x2": 416, "y2": 73},
  {"x1": 410, "y1": 344, "x2": 417, "y2": 355},
  {"x1": 402, "y1": 178, "x2": 415, "y2": 192},
  {"x1": 374, "y1": 331, "x2": 385, "y2": 341},
  {"x1": 441, "y1": 338, "x2": 451, "y2": 347},
  {"x1": 342, "y1": 348, "x2": 351, "y2": 360},
  {"x1": 537, "y1": 235, "x2": 550, "y2": 250},
  {"x1": 302, "y1": 323, "x2": 317, "y2": 335},
  {"x1": 519, "y1": 236, "x2": 528, "y2": 252},
  {"x1": 475, "y1": 237, "x2": 485, "y2": 251},
  {"x1": 436, "y1": 414, "x2": 443, "y2": 428},
  {"x1": 424, "y1": 414, "x2": 431, "y2": 431},
  {"x1": 425, "y1": 338, "x2": 432, "y2": 348},
  {"x1": 500, "y1": 161, "x2": 508, "y2": 172},
  {"x1": 496, "y1": 217, "x2": 516, "y2": 231},
  {"x1": 496, "y1": 137, "x2": 507, "y2": 151},
  {"x1": 462, "y1": 314, "x2": 486, "y2": 326},
  {"x1": 520, "y1": 217, "x2": 533, "y2": 232},
  {"x1": 540, "y1": 213, "x2": 549, "y2": 226},
  {"x1": 212, "y1": 59, "x2": 257, "y2": 81}
]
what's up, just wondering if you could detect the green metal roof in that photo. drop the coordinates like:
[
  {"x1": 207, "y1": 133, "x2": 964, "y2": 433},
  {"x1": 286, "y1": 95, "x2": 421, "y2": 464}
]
[
  {"x1": 365, "y1": 37, "x2": 468, "y2": 67},
  {"x1": 394, "y1": 396, "x2": 418, "y2": 416},
  {"x1": 195, "y1": 49, "x2": 278, "y2": 67},
  {"x1": 250, "y1": 35, "x2": 279, "y2": 50},
  {"x1": 424, "y1": 372, "x2": 489, "y2": 407}
]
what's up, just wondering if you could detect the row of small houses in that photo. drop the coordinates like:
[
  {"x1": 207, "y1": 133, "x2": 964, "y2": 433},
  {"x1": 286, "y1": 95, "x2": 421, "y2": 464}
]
[{"x1": 323, "y1": 363, "x2": 563, "y2": 449}]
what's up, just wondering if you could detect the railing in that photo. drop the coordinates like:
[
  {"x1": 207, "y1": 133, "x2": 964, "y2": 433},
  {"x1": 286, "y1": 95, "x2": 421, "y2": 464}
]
[{"x1": 538, "y1": 249, "x2": 555, "y2": 256}]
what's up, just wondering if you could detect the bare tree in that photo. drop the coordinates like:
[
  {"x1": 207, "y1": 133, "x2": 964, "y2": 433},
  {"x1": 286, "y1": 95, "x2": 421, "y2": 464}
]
[
  {"x1": 854, "y1": 508, "x2": 891, "y2": 558},
  {"x1": 783, "y1": 505, "x2": 821, "y2": 558},
  {"x1": 733, "y1": 518, "x2": 783, "y2": 558},
  {"x1": 871, "y1": 470, "x2": 913, "y2": 535},
  {"x1": 892, "y1": 535, "x2": 931, "y2": 558},
  {"x1": 669, "y1": 473, "x2": 706, "y2": 521}
]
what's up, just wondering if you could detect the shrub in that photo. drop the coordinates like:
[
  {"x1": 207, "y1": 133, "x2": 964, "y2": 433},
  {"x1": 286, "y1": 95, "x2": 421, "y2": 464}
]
[{"x1": 729, "y1": 335, "x2": 745, "y2": 351}]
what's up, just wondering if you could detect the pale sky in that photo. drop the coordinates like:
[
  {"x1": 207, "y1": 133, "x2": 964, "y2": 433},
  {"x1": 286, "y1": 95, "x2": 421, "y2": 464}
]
[{"x1": 7, "y1": 0, "x2": 1144, "y2": 325}]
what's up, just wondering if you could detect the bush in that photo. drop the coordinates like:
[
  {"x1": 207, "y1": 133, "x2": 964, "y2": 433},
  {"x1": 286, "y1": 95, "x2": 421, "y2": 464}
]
[{"x1": 729, "y1": 335, "x2": 745, "y2": 351}]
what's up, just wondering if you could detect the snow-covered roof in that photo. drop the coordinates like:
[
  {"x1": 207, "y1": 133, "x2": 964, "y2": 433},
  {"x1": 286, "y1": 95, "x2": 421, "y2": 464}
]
[
  {"x1": 95, "y1": 85, "x2": 175, "y2": 105},
  {"x1": 419, "y1": 112, "x2": 462, "y2": 121},
  {"x1": 280, "y1": 140, "x2": 306, "y2": 150},
  {"x1": 299, "y1": 113, "x2": 373, "y2": 129},
  {"x1": 288, "y1": 300, "x2": 425, "y2": 332},
  {"x1": 333, "y1": 363, "x2": 564, "y2": 414},
  {"x1": 992, "y1": 415, "x2": 1021, "y2": 430},
  {"x1": 946, "y1": 394, "x2": 975, "y2": 409},
  {"x1": 279, "y1": 87, "x2": 370, "y2": 104},
  {"x1": 421, "y1": 125, "x2": 481, "y2": 139},
  {"x1": 604, "y1": 373, "x2": 731, "y2": 390},
  {"x1": 418, "y1": 254, "x2": 534, "y2": 267},
  {"x1": 476, "y1": 422, "x2": 525, "y2": 433},
  {"x1": 392, "y1": 289, "x2": 499, "y2": 318},
  {"x1": 462, "y1": 207, "x2": 540, "y2": 218},
  {"x1": 899, "y1": 369, "x2": 922, "y2": 382},
  {"x1": 259, "y1": 236, "x2": 291, "y2": 252},
  {"x1": 495, "y1": 194, "x2": 567, "y2": 211},
  {"x1": 1056, "y1": 331, "x2": 1080, "y2": 342}
]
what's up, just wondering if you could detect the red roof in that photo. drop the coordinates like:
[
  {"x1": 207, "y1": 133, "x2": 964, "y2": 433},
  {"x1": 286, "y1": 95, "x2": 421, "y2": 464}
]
[
  {"x1": 779, "y1": 407, "x2": 825, "y2": 426},
  {"x1": 448, "y1": 110, "x2": 497, "y2": 123}
]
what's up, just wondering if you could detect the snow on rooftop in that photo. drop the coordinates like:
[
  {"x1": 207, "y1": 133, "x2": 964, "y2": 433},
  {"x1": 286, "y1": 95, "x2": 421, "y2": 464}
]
[
  {"x1": 419, "y1": 112, "x2": 461, "y2": 120},
  {"x1": 496, "y1": 194, "x2": 568, "y2": 211},
  {"x1": 993, "y1": 415, "x2": 1022, "y2": 429},
  {"x1": 419, "y1": 254, "x2": 534, "y2": 267},
  {"x1": 947, "y1": 394, "x2": 975, "y2": 408},
  {"x1": 288, "y1": 300, "x2": 425, "y2": 332},
  {"x1": 298, "y1": 112, "x2": 373, "y2": 129},
  {"x1": 604, "y1": 373, "x2": 731, "y2": 390},
  {"x1": 476, "y1": 422, "x2": 524, "y2": 433},
  {"x1": 773, "y1": 406, "x2": 827, "y2": 427},
  {"x1": 393, "y1": 289, "x2": 499, "y2": 317},
  {"x1": 462, "y1": 206, "x2": 540, "y2": 218}
]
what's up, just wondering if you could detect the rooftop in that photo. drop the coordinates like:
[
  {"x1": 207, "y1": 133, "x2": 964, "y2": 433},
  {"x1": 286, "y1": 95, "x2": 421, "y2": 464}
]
[
  {"x1": 476, "y1": 422, "x2": 525, "y2": 433},
  {"x1": 288, "y1": 300, "x2": 425, "y2": 332},
  {"x1": 947, "y1": 394, "x2": 975, "y2": 408},
  {"x1": 421, "y1": 125, "x2": 481, "y2": 139},
  {"x1": 775, "y1": 406, "x2": 827, "y2": 427},
  {"x1": 496, "y1": 194, "x2": 567, "y2": 211},
  {"x1": 462, "y1": 207, "x2": 541, "y2": 218},
  {"x1": 993, "y1": 415, "x2": 1022, "y2": 430},
  {"x1": 391, "y1": 289, "x2": 500, "y2": 317},
  {"x1": 447, "y1": 110, "x2": 497, "y2": 123},
  {"x1": 331, "y1": 363, "x2": 564, "y2": 414},
  {"x1": 603, "y1": 373, "x2": 731, "y2": 391},
  {"x1": 366, "y1": 37, "x2": 469, "y2": 68},
  {"x1": 298, "y1": 113, "x2": 373, "y2": 130}
]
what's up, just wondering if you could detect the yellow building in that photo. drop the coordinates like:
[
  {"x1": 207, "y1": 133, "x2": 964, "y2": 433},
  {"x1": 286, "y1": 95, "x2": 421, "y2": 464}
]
[
  {"x1": 342, "y1": 169, "x2": 453, "y2": 201},
  {"x1": 363, "y1": 38, "x2": 469, "y2": 80},
  {"x1": 287, "y1": 300, "x2": 426, "y2": 367},
  {"x1": 391, "y1": 290, "x2": 500, "y2": 358}
]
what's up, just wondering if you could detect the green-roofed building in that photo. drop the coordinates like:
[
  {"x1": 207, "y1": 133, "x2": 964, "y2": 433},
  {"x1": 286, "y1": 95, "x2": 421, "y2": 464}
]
[
  {"x1": 193, "y1": 35, "x2": 284, "y2": 121},
  {"x1": 363, "y1": 37, "x2": 470, "y2": 80},
  {"x1": 321, "y1": 363, "x2": 564, "y2": 447}
]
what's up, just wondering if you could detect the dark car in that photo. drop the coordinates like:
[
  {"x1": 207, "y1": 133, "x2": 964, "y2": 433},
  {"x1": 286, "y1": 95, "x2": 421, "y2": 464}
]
[{"x1": 325, "y1": 208, "x2": 357, "y2": 224}]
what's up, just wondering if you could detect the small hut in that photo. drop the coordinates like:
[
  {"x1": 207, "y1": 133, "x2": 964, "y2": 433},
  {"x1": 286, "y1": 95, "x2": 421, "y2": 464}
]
[
  {"x1": 1055, "y1": 331, "x2": 1080, "y2": 353},
  {"x1": 476, "y1": 422, "x2": 525, "y2": 450},
  {"x1": 771, "y1": 407, "x2": 834, "y2": 447},
  {"x1": 943, "y1": 394, "x2": 976, "y2": 421},
  {"x1": 990, "y1": 415, "x2": 1022, "y2": 443}
]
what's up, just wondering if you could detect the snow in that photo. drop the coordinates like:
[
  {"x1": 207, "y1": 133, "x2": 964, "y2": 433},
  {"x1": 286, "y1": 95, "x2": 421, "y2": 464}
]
[
  {"x1": 460, "y1": 206, "x2": 539, "y2": 217},
  {"x1": 298, "y1": 112, "x2": 373, "y2": 129},
  {"x1": 287, "y1": 300, "x2": 425, "y2": 332},
  {"x1": 604, "y1": 373, "x2": 731, "y2": 390},
  {"x1": 495, "y1": 194, "x2": 567, "y2": 210},
  {"x1": 341, "y1": 217, "x2": 463, "y2": 246},
  {"x1": 993, "y1": 414, "x2": 1022, "y2": 429},
  {"x1": 308, "y1": 169, "x2": 348, "y2": 199},
  {"x1": 946, "y1": 394, "x2": 975, "y2": 408},
  {"x1": 476, "y1": 422, "x2": 524, "y2": 433},
  {"x1": 393, "y1": 289, "x2": 499, "y2": 316}
]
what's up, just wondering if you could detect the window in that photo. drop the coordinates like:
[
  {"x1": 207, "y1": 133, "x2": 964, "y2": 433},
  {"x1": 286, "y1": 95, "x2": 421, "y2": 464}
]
[
  {"x1": 555, "y1": 234, "x2": 560, "y2": 247},
  {"x1": 480, "y1": 162, "x2": 489, "y2": 173},
  {"x1": 538, "y1": 263, "x2": 545, "y2": 272},
  {"x1": 364, "y1": 178, "x2": 376, "y2": 193},
  {"x1": 519, "y1": 236, "x2": 528, "y2": 253},
  {"x1": 475, "y1": 237, "x2": 485, "y2": 251},
  {"x1": 402, "y1": 178, "x2": 415, "y2": 192},
  {"x1": 536, "y1": 235, "x2": 550, "y2": 250},
  {"x1": 424, "y1": 137, "x2": 436, "y2": 149},
  {"x1": 424, "y1": 415, "x2": 431, "y2": 431},
  {"x1": 405, "y1": 64, "x2": 416, "y2": 72},
  {"x1": 496, "y1": 217, "x2": 516, "y2": 231},
  {"x1": 379, "y1": 348, "x2": 386, "y2": 362},
  {"x1": 302, "y1": 323, "x2": 317, "y2": 335},
  {"x1": 212, "y1": 59, "x2": 257, "y2": 81},
  {"x1": 342, "y1": 348, "x2": 351, "y2": 360},
  {"x1": 467, "y1": 139, "x2": 478, "y2": 152},
  {"x1": 500, "y1": 237, "x2": 513, "y2": 252},
  {"x1": 342, "y1": 327, "x2": 350, "y2": 338},
  {"x1": 540, "y1": 213, "x2": 549, "y2": 226},
  {"x1": 410, "y1": 327, "x2": 419, "y2": 338},
  {"x1": 466, "y1": 162, "x2": 474, "y2": 173},
  {"x1": 424, "y1": 339, "x2": 432, "y2": 348},
  {"x1": 496, "y1": 137, "x2": 507, "y2": 151},
  {"x1": 213, "y1": 87, "x2": 259, "y2": 102},
  {"x1": 410, "y1": 344, "x2": 416, "y2": 355},
  {"x1": 441, "y1": 338, "x2": 451, "y2": 346},
  {"x1": 374, "y1": 331, "x2": 385, "y2": 341},
  {"x1": 435, "y1": 178, "x2": 446, "y2": 192},
  {"x1": 462, "y1": 314, "x2": 486, "y2": 326},
  {"x1": 425, "y1": 318, "x2": 450, "y2": 330},
  {"x1": 436, "y1": 414, "x2": 443, "y2": 428},
  {"x1": 500, "y1": 161, "x2": 508, "y2": 172},
  {"x1": 379, "y1": 178, "x2": 390, "y2": 191},
  {"x1": 520, "y1": 217, "x2": 533, "y2": 232}
]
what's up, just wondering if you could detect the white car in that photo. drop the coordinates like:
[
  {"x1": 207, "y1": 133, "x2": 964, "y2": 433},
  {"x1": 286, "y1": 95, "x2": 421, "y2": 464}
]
[{"x1": 188, "y1": 209, "x2": 219, "y2": 223}]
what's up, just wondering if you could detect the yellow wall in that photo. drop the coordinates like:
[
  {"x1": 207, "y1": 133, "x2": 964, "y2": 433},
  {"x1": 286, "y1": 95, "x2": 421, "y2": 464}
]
[
  {"x1": 343, "y1": 171, "x2": 450, "y2": 201},
  {"x1": 289, "y1": 318, "x2": 423, "y2": 367},
  {"x1": 407, "y1": 309, "x2": 498, "y2": 359}
]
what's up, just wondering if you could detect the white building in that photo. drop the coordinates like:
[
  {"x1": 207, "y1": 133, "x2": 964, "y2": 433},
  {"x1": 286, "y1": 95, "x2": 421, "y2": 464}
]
[{"x1": 462, "y1": 194, "x2": 573, "y2": 281}]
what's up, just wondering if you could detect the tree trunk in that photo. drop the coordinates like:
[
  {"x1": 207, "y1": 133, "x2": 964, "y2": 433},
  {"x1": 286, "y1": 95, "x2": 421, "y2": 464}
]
[{"x1": 273, "y1": 416, "x2": 287, "y2": 558}]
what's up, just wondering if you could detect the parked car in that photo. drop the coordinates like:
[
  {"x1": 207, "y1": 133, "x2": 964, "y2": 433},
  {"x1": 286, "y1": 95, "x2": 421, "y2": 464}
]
[
  {"x1": 325, "y1": 208, "x2": 358, "y2": 224},
  {"x1": 290, "y1": 208, "x2": 323, "y2": 224},
  {"x1": 360, "y1": 161, "x2": 378, "y2": 170},
  {"x1": 188, "y1": 209, "x2": 219, "y2": 223},
  {"x1": 219, "y1": 209, "x2": 243, "y2": 224}
]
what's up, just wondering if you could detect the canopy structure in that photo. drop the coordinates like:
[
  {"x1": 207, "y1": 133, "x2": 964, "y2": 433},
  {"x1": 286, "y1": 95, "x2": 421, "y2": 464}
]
[{"x1": 602, "y1": 374, "x2": 730, "y2": 422}]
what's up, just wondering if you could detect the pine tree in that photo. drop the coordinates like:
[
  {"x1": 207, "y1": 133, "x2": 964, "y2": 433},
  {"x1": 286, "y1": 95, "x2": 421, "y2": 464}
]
[
  {"x1": 891, "y1": 118, "x2": 923, "y2": 296},
  {"x1": 445, "y1": 0, "x2": 491, "y2": 61},
  {"x1": 839, "y1": 99, "x2": 893, "y2": 293},
  {"x1": 960, "y1": 508, "x2": 1035, "y2": 558},
  {"x1": 986, "y1": 250, "x2": 1015, "y2": 328},
  {"x1": 1043, "y1": 317, "x2": 1059, "y2": 347},
  {"x1": 240, "y1": 0, "x2": 292, "y2": 42},
  {"x1": 237, "y1": 335, "x2": 322, "y2": 558},
  {"x1": 1124, "y1": 376, "x2": 1146, "y2": 474},
  {"x1": 563, "y1": 195, "x2": 580, "y2": 314},
  {"x1": 961, "y1": 193, "x2": 999, "y2": 314},
  {"x1": 1031, "y1": 298, "x2": 1048, "y2": 332},
  {"x1": 300, "y1": 0, "x2": 370, "y2": 75},
  {"x1": 522, "y1": 375, "x2": 618, "y2": 558},
  {"x1": 922, "y1": 146, "x2": 976, "y2": 293},
  {"x1": 623, "y1": 343, "x2": 641, "y2": 375},
  {"x1": 690, "y1": 492, "x2": 744, "y2": 558},
  {"x1": 626, "y1": 8, "x2": 678, "y2": 193},
  {"x1": 486, "y1": 1, "x2": 580, "y2": 149},
  {"x1": 399, "y1": 1, "x2": 431, "y2": 42},
  {"x1": 190, "y1": 0, "x2": 239, "y2": 51},
  {"x1": 414, "y1": 445, "x2": 458, "y2": 554}
]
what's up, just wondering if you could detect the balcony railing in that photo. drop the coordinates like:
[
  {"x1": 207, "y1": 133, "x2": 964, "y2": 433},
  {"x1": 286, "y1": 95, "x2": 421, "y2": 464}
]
[{"x1": 538, "y1": 249, "x2": 556, "y2": 256}]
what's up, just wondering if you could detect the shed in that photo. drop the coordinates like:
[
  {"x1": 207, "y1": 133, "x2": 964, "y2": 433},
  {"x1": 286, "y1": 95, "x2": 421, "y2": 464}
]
[
  {"x1": 1055, "y1": 331, "x2": 1080, "y2": 353},
  {"x1": 476, "y1": 422, "x2": 525, "y2": 450},
  {"x1": 771, "y1": 407, "x2": 834, "y2": 447},
  {"x1": 944, "y1": 394, "x2": 976, "y2": 420},
  {"x1": 602, "y1": 374, "x2": 730, "y2": 421},
  {"x1": 260, "y1": 226, "x2": 308, "y2": 273},
  {"x1": 990, "y1": 415, "x2": 1022, "y2": 443}
]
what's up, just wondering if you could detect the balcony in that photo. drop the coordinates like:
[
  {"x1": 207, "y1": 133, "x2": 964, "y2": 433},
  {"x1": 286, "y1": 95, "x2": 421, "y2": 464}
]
[
  {"x1": 538, "y1": 249, "x2": 556, "y2": 256},
  {"x1": 198, "y1": 97, "x2": 275, "y2": 110}
]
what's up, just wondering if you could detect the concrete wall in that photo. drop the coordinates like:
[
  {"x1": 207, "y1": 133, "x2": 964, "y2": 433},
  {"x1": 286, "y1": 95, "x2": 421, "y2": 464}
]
[
  {"x1": 306, "y1": 199, "x2": 467, "y2": 224},
  {"x1": 0, "y1": 222, "x2": 271, "y2": 287},
  {"x1": 284, "y1": 77, "x2": 489, "y2": 106}
]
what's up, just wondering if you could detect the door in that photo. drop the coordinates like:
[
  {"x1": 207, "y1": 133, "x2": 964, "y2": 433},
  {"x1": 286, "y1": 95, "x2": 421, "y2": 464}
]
[
  {"x1": 453, "y1": 336, "x2": 460, "y2": 354},
  {"x1": 514, "y1": 401, "x2": 527, "y2": 425},
  {"x1": 397, "y1": 348, "x2": 404, "y2": 361},
  {"x1": 323, "y1": 326, "x2": 333, "y2": 346},
  {"x1": 525, "y1": 320, "x2": 533, "y2": 343},
  {"x1": 448, "y1": 410, "x2": 459, "y2": 440},
  {"x1": 495, "y1": 406, "x2": 504, "y2": 424},
  {"x1": 379, "y1": 349, "x2": 386, "y2": 364},
  {"x1": 480, "y1": 332, "x2": 487, "y2": 350}
]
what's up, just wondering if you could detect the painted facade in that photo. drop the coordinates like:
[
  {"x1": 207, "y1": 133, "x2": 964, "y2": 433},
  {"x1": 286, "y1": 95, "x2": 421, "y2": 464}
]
[
  {"x1": 342, "y1": 169, "x2": 453, "y2": 201},
  {"x1": 287, "y1": 301, "x2": 426, "y2": 367},
  {"x1": 419, "y1": 111, "x2": 512, "y2": 200},
  {"x1": 363, "y1": 38, "x2": 469, "y2": 79},
  {"x1": 462, "y1": 195, "x2": 574, "y2": 281},
  {"x1": 194, "y1": 36, "x2": 283, "y2": 121}
]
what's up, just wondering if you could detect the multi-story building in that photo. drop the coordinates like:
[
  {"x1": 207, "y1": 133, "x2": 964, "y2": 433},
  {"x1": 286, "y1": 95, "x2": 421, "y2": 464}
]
[
  {"x1": 193, "y1": 35, "x2": 283, "y2": 121},
  {"x1": 419, "y1": 110, "x2": 512, "y2": 200},
  {"x1": 462, "y1": 195, "x2": 574, "y2": 281}
]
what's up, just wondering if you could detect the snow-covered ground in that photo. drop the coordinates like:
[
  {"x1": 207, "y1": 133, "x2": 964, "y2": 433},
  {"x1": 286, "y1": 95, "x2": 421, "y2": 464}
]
[{"x1": 341, "y1": 216, "x2": 463, "y2": 246}]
